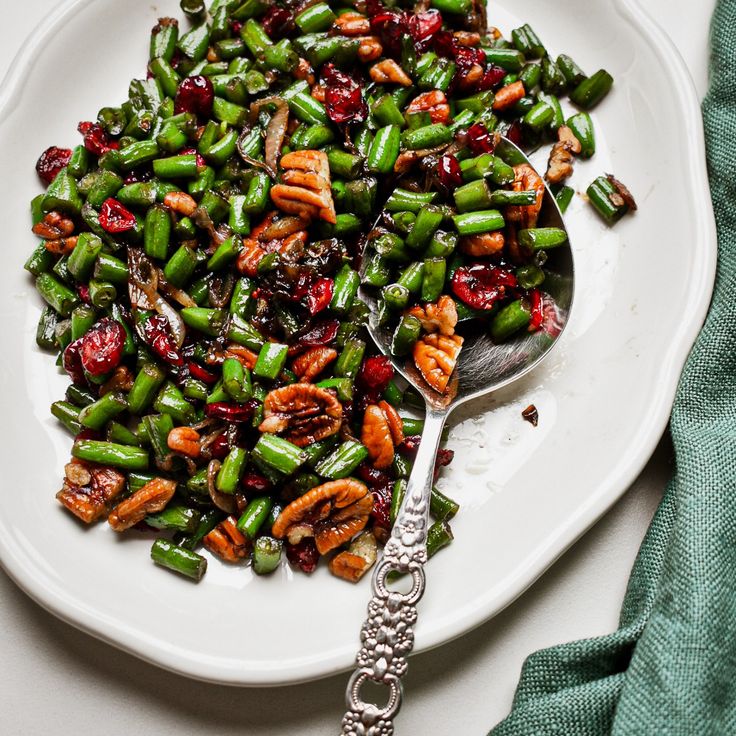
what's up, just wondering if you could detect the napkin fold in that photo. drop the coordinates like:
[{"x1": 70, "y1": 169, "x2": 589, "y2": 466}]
[{"x1": 489, "y1": 3, "x2": 736, "y2": 733}]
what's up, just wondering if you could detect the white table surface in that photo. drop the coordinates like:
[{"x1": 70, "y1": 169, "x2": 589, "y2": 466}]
[{"x1": 0, "y1": 1, "x2": 715, "y2": 733}]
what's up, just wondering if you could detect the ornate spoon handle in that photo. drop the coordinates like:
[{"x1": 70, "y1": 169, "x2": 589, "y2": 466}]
[{"x1": 341, "y1": 410, "x2": 447, "y2": 736}]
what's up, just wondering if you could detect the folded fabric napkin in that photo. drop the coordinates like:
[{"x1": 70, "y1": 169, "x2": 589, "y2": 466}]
[{"x1": 489, "y1": 3, "x2": 736, "y2": 733}]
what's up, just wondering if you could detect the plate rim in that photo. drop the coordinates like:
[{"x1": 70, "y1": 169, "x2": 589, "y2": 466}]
[{"x1": 0, "y1": 0, "x2": 718, "y2": 686}]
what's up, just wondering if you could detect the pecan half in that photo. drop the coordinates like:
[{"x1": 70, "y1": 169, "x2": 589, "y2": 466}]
[
  {"x1": 235, "y1": 238, "x2": 266, "y2": 276},
  {"x1": 545, "y1": 125, "x2": 582, "y2": 185},
  {"x1": 492, "y1": 80, "x2": 525, "y2": 111},
  {"x1": 271, "y1": 478, "x2": 372, "y2": 554},
  {"x1": 459, "y1": 231, "x2": 505, "y2": 257},
  {"x1": 606, "y1": 174, "x2": 638, "y2": 211},
  {"x1": 163, "y1": 191, "x2": 198, "y2": 216},
  {"x1": 370, "y1": 59, "x2": 412, "y2": 86},
  {"x1": 357, "y1": 36, "x2": 383, "y2": 63},
  {"x1": 329, "y1": 531, "x2": 378, "y2": 583},
  {"x1": 271, "y1": 150, "x2": 336, "y2": 224},
  {"x1": 99, "y1": 365, "x2": 135, "y2": 396},
  {"x1": 56, "y1": 461, "x2": 126, "y2": 524},
  {"x1": 203, "y1": 516, "x2": 249, "y2": 562},
  {"x1": 413, "y1": 333, "x2": 464, "y2": 394},
  {"x1": 292, "y1": 346, "x2": 338, "y2": 383},
  {"x1": 32, "y1": 211, "x2": 74, "y2": 240},
  {"x1": 167, "y1": 427, "x2": 201, "y2": 458},
  {"x1": 406, "y1": 90, "x2": 451, "y2": 125},
  {"x1": 361, "y1": 401, "x2": 404, "y2": 469},
  {"x1": 408, "y1": 295, "x2": 458, "y2": 337},
  {"x1": 108, "y1": 477, "x2": 177, "y2": 532},
  {"x1": 506, "y1": 163, "x2": 545, "y2": 229},
  {"x1": 259, "y1": 383, "x2": 342, "y2": 447},
  {"x1": 333, "y1": 11, "x2": 370, "y2": 36}
]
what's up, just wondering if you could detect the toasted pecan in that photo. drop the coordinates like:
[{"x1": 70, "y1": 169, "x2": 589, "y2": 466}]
[
  {"x1": 56, "y1": 461, "x2": 126, "y2": 524},
  {"x1": 108, "y1": 477, "x2": 177, "y2": 532}
]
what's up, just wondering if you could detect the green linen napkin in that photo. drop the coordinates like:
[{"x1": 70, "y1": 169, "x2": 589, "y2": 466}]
[{"x1": 489, "y1": 4, "x2": 736, "y2": 734}]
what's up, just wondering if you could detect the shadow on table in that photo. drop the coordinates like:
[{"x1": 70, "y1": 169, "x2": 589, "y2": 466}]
[{"x1": 0, "y1": 438, "x2": 672, "y2": 735}]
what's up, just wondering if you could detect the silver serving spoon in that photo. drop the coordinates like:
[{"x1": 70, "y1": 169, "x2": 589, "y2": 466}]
[{"x1": 340, "y1": 138, "x2": 574, "y2": 735}]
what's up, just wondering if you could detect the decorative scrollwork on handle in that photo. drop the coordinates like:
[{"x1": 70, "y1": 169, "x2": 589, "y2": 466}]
[{"x1": 341, "y1": 411, "x2": 446, "y2": 736}]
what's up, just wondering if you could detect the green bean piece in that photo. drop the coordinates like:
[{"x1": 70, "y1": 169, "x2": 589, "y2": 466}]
[
  {"x1": 253, "y1": 342, "x2": 288, "y2": 380},
  {"x1": 128, "y1": 363, "x2": 167, "y2": 414},
  {"x1": 401, "y1": 123, "x2": 452, "y2": 151},
  {"x1": 252, "y1": 536, "x2": 283, "y2": 575},
  {"x1": 392, "y1": 452, "x2": 412, "y2": 479},
  {"x1": 228, "y1": 314, "x2": 265, "y2": 350},
  {"x1": 142, "y1": 205, "x2": 171, "y2": 261},
  {"x1": 418, "y1": 58, "x2": 455, "y2": 92},
  {"x1": 335, "y1": 338, "x2": 366, "y2": 379},
  {"x1": 154, "y1": 381, "x2": 195, "y2": 424},
  {"x1": 344, "y1": 177, "x2": 378, "y2": 217},
  {"x1": 163, "y1": 244, "x2": 197, "y2": 287},
  {"x1": 426, "y1": 230, "x2": 458, "y2": 258},
  {"x1": 237, "y1": 496, "x2": 273, "y2": 538},
  {"x1": 315, "y1": 440, "x2": 369, "y2": 480},
  {"x1": 315, "y1": 377, "x2": 354, "y2": 402},
  {"x1": 383, "y1": 283, "x2": 410, "y2": 311},
  {"x1": 390, "y1": 315, "x2": 422, "y2": 356},
  {"x1": 36, "y1": 306, "x2": 60, "y2": 350},
  {"x1": 147, "y1": 505, "x2": 201, "y2": 533},
  {"x1": 207, "y1": 234, "x2": 242, "y2": 271},
  {"x1": 67, "y1": 145, "x2": 90, "y2": 178},
  {"x1": 367, "y1": 125, "x2": 401, "y2": 174},
  {"x1": 263, "y1": 39, "x2": 299, "y2": 73},
  {"x1": 42, "y1": 167, "x2": 83, "y2": 215},
  {"x1": 72, "y1": 440, "x2": 149, "y2": 470},
  {"x1": 107, "y1": 421, "x2": 141, "y2": 447},
  {"x1": 149, "y1": 57, "x2": 181, "y2": 98},
  {"x1": 523, "y1": 100, "x2": 554, "y2": 132},
  {"x1": 362, "y1": 251, "x2": 392, "y2": 287},
  {"x1": 538, "y1": 91, "x2": 564, "y2": 131},
  {"x1": 430, "y1": 486, "x2": 460, "y2": 520},
  {"x1": 489, "y1": 189, "x2": 538, "y2": 207},
  {"x1": 566, "y1": 111, "x2": 595, "y2": 158},
  {"x1": 371, "y1": 93, "x2": 405, "y2": 127},
  {"x1": 175, "y1": 509, "x2": 223, "y2": 550},
  {"x1": 117, "y1": 140, "x2": 160, "y2": 172},
  {"x1": 65, "y1": 385, "x2": 96, "y2": 408},
  {"x1": 390, "y1": 479, "x2": 407, "y2": 525},
  {"x1": 482, "y1": 47, "x2": 525, "y2": 72},
  {"x1": 244, "y1": 171, "x2": 271, "y2": 215},
  {"x1": 151, "y1": 539, "x2": 207, "y2": 581},
  {"x1": 180, "y1": 307, "x2": 227, "y2": 336},
  {"x1": 421, "y1": 258, "x2": 446, "y2": 303},
  {"x1": 427, "y1": 519, "x2": 454, "y2": 558},
  {"x1": 24, "y1": 243, "x2": 55, "y2": 277},
  {"x1": 94, "y1": 253, "x2": 129, "y2": 285},
  {"x1": 216, "y1": 447, "x2": 248, "y2": 493},
  {"x1": 570, "y1": 69, "x2": 614, "y2": 109},
  {"x1": 541, "y1": 55, "x2": 566, "y2": 95},
  {"x1": 586, "y1": 175, "x2": 632, "y2": 223},
  {"x1": 35, "y1": 273, "x2": 79, "y2": 317},
  {"x1": 405, "y1": 205, "x2": 443, "y2": 249},
  {"x1": 382, "y1": 380, "x2": 404, "y2": 408},
  {"x1": 454, "y1": 179, "x2": 493, "y2": 213},
  {"x1": 491, "y1": 299, "x2": 532, "y2": 341},
  {"x1": 555, "y1": 186, "x2": 575, "y2": 214},
  {"x1": 222, "y1": 357, "x2": 252, "y2": 401},
  {"x1": 253, "y1": 434, "x2": 307, "y2": 475},
  {"x1": 70, "y1": 305, "x2": 95, "y2": 342},
  {"x1": 557, "y1": 54, "x2": 587, "y2": 88},
  {"x1": 212, "y1": 97, "x2": 248, "y2": 127},
  {"x1": 288, "y1": 91, "x2": 329, "y2": 125},
  {"x1": 452, "y1": 210, "x2": 505, "y2": 236},
  {"x1": 518, "y1": 227, "x2": 567, "y2": 250},
  {"x1": 88, "y1": 280, "x2": 116, "y2": 310},
  {"x1": 330, "y1": 264, "x2": 360, "y2": 314},
  {"x1": 178, "y1": 22, "x2": 210, "y2": 62},
  {"x1": 50, "y1": 401, "x2": 82, "y2": 435},
  {"x1": 326, "y1": 149, "x2": 362, "y2": 180},
  {"x1": 65, "y1": 232, "x2": 101, "y2": 282},
  {"x1": 395, "y1": 262, "x2": 423, "y2": 294},
  {"x1": 518, "y1": 63, "x2": 542, "y2": 91},
  {"x1": 384, "y1": 188, "x2": 439, "y2": 214}
]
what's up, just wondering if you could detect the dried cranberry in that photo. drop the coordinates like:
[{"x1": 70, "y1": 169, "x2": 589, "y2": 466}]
[
  {"x1": 370, "y1": 10, "x2": 408, "y2": 57},
  {"x1": 407, "y1": 9, "x2": 442, "y2": 44},
  {"x1": 205, "y1": 400, "x2": 259, "y2": 423},
  {"x1": 74, "y1": 428, "x2": 101, "y2": 442},
  {"x1": 505, "y1": 120, "x2": 523, "y2": 148},
  {"x1": 99, "y1": 198, "x2": 137, "y2": 233},
  {"x1": 77, "y1": 285, "x2": 91, "y2": 304},
  {"x1": 355, "y1": 388, "x2": 382, "y2": 414},
  {"x1": 357, "y1": 356, "x2": 394, "y2": 393},
  {"x1": 322, "y1": 63, "x2": 367, "y2": 125},
  {"x1": 208, "y1": 433, "x2": 230, "y2": 460},
  {"x1": 296, "y1": 319, "x2": 340, "y2": 348},
  {"x1": 465, "y1": 122, "x2": 495, "y2": 155},
  {"x1": 357, "y1": 464, "x2": 392, "y2": 489},
  {"x1": 398, "y1": 435, "x2": 421, "y2": 457},
  {"x1": 306, "y1": 277, "x2": 334, "y2": 315},
  {"x1": 433, "y1": 448, "x2": 455, "y2": 481},
  {"x1": 230, "y1": 19, "x2": 243, "y2": 35},
  {"x1": 261, "y1": 5, "x2": 293, "y2": 39},
  {"x1": 455, "y1": 46, "x2": 486, "y2": 72},
  {"x1": 241, "y1": 471, "x2": 272, "y2": 494},
  {"x1": 78, "y1": 318, "x2": 126, "y2": 377},
  {"x1": 438, "y1": 154, "x2": 463, "y2": 189},
  {"x1": 451, "y1": 264, "x2": 517, "y2": 310},
  {"x1": 187, "y1": 360, "x2": 218, "y2": 384},
  {"x1": 286, "y1": 538, "x2": 320, "y2": 573},
  {"x1": 174, "y1": 75, "x2": 214, "y2": 117},
  {"x1": 528, "y1": 289, "x2": 543, "y2": 331},
  {"x1": 62, "y1": 340, "x2": 85, "y2": 385},
  {"x1": 78, "y1": 121, "x2": 117, "y2": 156},
  {"x1": 36, "y1": 146, "x2": 72, "y2": 184},
  {"x1": 141, "y1": 314, "x2": 183, "y2": 366},
  {"x1": 432, "y1": 30, "x2": 457, "y2": 59},
  {"x1": 478, "y1": 65, "x2": 507, "y2": 91},
  {"x1": 371, "y1": 487, "x2": 391, "y2": 531}
]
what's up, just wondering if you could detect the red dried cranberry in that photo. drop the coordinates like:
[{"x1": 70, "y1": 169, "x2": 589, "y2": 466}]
[
  {"x1": 174, "y1": 75, "x2": 214, "y2": 117},
  {"x1": 357, "y1": 464, "x2": 392, "y2": 489},
  {"x1": 451, "y1": 264, "x2": 517, "y2": 310},
  {"x1": 62, "y1": 340, "x2": 85, "y2": 385},
  {"x1": 36, "y1": 146, "x2": 72, "y2": 184},
  {"x1": 505, "y1": 120, "x2": 523, "y2": 147},
  {"x1": 99, "y1": 198, "x2": 137, "y2": 233},
  {"x1": 141, "y1": 314, "x2": 183, "y2": 365},
  {"x1": 296, "y1": 319, "x2": 340, "y2": 348},
  {"x1": 371, "y1": 487, "x2": 391, "y2": 531},
  {"x1": 528, "y1": 289, "x2": 543, "y2": 332},
  {"x1": 322, "y1": 64, "x2": 367, "y2": 125},
  {"x1": 77, "y1": 285, "x2": 91, "y2": 304},
  {"x1": 407, "y1": 9, "x2": 442, "y2": 44},
  {"x1": 398, "y1": 434, "x2": 421, "y2": 457},
  {"x1": 78, "y1": 121, "x2": 117, "y2": 156},
  {"x1": 432, "y1": 30, "x2": 457, "y2": 59},
  {"x1": 241, "y1": 471, "x2": 272, "y2": 494},
  {"x1": 230, "y1": 19, "x2": 243, "y2": 35},
  {"x1": 433, "y1": 448, "x2": 455, "y2": 481},
  {"x1": 455, "y1": 46, "x2": 485, "y2": 72},
  {"x1": 306, "y1": 277, "x2": 334, "y2": 315},
  {"x1": 364, "y1": 0, "x2": 386, "y2": 17},
  {"x1": 355, "y1": 388, "x2": 381, "y2": 414},
  {"x1": 205, "y1": 400, "x2": 258, "y2": 423},
  {"x1": 478, "y1": 64, "x2": 507, "y2": 91},
  {"x1": 370, "y1": 10, "x2": 408, "y2": 57},
  {"x1": 438, "y1": 154, "x2": 463, "y2": 189},
  {"x1": 74, "y1": 428, "x2": 101, "y2": 442},
  {"x1": 208, "y1": 433, "x2": 230, "y2": 460},
  {"x1": 78, "y1": 318, "x2": 126, "y2": 377},
  {"x1": 357, "y1": 356, "x2": 394, "y2": 393},
  {"x1": 187, "y1": 360, "x2": 218, "y2": 384},
  {"x1": 465, "y1": 122, "x2": 495, "y2": 155},
  {"x1": 286, "y1": 538, "x2": 320, "y2": 573},
  {"x1": 261, "y1": 5, "x2": 293, "y2": 39}
]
